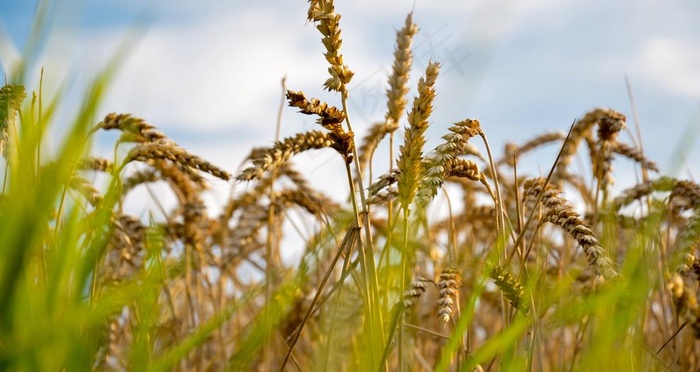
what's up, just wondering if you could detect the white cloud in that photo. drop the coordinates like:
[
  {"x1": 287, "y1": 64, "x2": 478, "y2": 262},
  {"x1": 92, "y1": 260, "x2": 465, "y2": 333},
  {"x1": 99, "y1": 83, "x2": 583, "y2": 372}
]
[{"x1": 633, "y1": 38, "x2": 700, "y2": 98}]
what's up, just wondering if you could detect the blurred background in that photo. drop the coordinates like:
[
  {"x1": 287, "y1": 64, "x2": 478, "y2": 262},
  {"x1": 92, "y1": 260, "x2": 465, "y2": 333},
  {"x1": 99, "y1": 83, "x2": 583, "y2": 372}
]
[{"x1": 1, "y1": 0, "x2": 699, "y2": 214}]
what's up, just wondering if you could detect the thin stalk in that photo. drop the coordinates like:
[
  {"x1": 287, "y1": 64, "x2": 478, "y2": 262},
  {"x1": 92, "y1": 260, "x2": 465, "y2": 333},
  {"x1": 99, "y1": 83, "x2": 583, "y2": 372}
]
[
  {"x1": 341, "y1": 90, "x2": 385, "y2": 363},
  {"x1": 506, "y1": 120, "x2": 577, "y2": 267},
  {"x1": 280, "y1": 223, "x2": 359, "y2": 370},
  {"x1": 263, "y1": 75, "x2": 286, "y2": 370},
  {"x1": 385, "y1": 129, "x2": 396, "y2": 305},
  {"x1": 480, "y1": 132, "x2": 506, "y2": 260},
  {"x1": 398, "y1": 207, "x2": 410, "y2": 372}
]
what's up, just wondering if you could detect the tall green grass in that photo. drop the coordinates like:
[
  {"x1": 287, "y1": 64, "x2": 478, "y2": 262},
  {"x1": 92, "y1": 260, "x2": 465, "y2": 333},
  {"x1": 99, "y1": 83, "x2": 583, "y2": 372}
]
[{"x1": 1, "y1": 1, "x2": 699, "y2": 371}]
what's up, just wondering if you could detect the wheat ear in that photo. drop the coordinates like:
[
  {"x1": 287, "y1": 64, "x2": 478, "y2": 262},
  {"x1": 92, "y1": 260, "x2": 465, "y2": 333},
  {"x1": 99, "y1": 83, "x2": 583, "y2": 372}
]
[
  {"x1": 307, "y1": 0, "x2": 354, "y2": 92},
  {"x1": 488, "y1": 265, "x2": 526, "y2": 311},
  {"x1": 437, "y1": 268, "x2": 461, "y2": 324},
  {"x1": 396, "y1": 61, "x2": 440, "y2": 210},
  {"x1": 416, "y1": 119, "x2": 482, "y2": 205},
  {"x1": 127, "y1": 140, "x2": 231, "y2": 181},
  {"x1": 0, "y1": 84, "x2": 26, "y2": 158},
  {"x1": 593, "y1": 109, "x2": 626, "y2": 191},
  {"x1": 524, "y1": 177, "x2": 617, "y2": 278},
  {"x1": 92, "y1": 113, "x2": 167, "y2": 143},
  {"x1": 286, "y1": 90, "x2": 353, "y2": 163},
  {"x1": 612, "y1": 142, "x2": 658, "y2": 173},
  {"x1": 553, "y1": 108, "x2": 623, "y2": 185},
  {"x1": 237, "y1": 131, "x2": 334, "y2": 181}
]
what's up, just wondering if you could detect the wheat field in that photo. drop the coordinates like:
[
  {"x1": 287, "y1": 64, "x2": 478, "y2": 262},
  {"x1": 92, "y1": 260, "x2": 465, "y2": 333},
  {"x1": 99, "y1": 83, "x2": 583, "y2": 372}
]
[{"x1": 1, "y1": 1, "x2": 699, "y2": 371}]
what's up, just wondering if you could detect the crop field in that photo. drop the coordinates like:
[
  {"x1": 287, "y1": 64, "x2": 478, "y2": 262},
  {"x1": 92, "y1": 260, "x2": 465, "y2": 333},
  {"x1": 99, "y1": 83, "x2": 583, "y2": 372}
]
[{"x1": 0, "y1": 1, "x2": 699, "y2": 371}]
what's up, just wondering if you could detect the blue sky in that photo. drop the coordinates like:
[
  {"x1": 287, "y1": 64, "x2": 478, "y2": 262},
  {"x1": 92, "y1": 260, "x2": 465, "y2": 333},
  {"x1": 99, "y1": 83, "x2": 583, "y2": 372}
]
[{"x1": 1, "y1": 0, "x2": 699, "y2": 211}]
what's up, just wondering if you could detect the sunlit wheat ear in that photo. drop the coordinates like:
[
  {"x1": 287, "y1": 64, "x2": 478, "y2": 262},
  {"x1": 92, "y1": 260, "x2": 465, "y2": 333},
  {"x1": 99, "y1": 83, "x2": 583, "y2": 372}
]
[
  {"x1": 357, "y1": 14, "x2": 418, "y2": 172},
  {"x1": 92, "y1": 113, "x2": 167, "y2": 143},
  {"x1": 78, "y1": 157, "x2": 114, "y2": 173},
  {"x1": 522, "y1": 177, "x2": 566, "y2": 211},
  {"x1": 126, "y1": 140, "x2": 231, "y2": 181},
  {"x1": 237, "y1": 131, "x2": 333, "y2": 181},
  {"x1": 667, "y1": 274, "x2": 700, "y2": 338},
  {"x1": 286, "y1": 90, "x2": 345, "y2": 125},
  {"x1": 286, "y1": 90, "x2": 353, "y2": 163},
  {"x1": 386, "y1": 13, "x2": 417, "y2": 130},
  {"x1": 416, "y1": 118, "x2": 482, "y2": 205},
  {"x1": 437, "y1": 268, "x2": 461, "y2": 325},
  {"x1": 488, "y1": 265, "x2": 526, "y2": 311},
  {"x1": 396, "y1": 61, "x2": 440, "y2": 211},
  {"x1": 358, "y1": 15, "x2": 419, "y2": 171},
  {"x1": 447, "y1": 158, "x2": 486, "y2": 182},
  {"x1": 500, "y1": 131, "x2": 566, "y2": 167},
  {"x1": 447, "y1": 158, "x2": 496, "y2": 201},
  {"x1": 553, "y1": 108, "x2": 624, "y2": 185},
  {"x1": 524, "y1": 177, "x2": 617, "y2": 278},
  {"x1": 69, "y1": 176, "x2": 103, "y2": 206},
  {"x1": 307, "y1": 0, "x2": 353, "y2": 92},
  {"x1": 0, "y1": 84, "x2": 26, "y2": 158}
]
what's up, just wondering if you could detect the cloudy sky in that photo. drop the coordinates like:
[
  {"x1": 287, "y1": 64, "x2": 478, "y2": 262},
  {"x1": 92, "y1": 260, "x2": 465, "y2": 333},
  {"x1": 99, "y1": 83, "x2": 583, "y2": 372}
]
[{"x1": 1, "y1": 0, "x2": 699, "y2": 214}]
